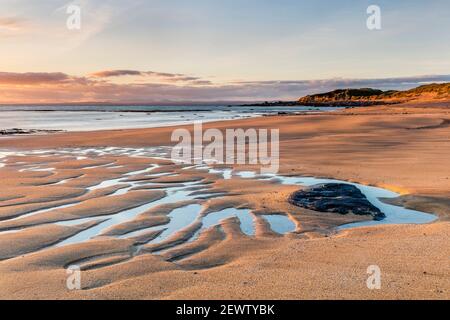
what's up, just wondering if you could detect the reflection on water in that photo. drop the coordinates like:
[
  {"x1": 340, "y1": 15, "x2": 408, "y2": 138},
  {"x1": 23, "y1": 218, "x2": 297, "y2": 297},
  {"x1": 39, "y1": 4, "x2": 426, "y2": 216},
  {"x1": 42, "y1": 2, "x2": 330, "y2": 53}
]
[
  {"x1": 262, "y1": 214, "x2": 297, "y2": 234},
  {"x1": 202, "y1": 208, "x2": 255, "y2": 236},
  {"x1": 260, "y1": 175, "x2": 438, "y2": 228},
  {"x1": 145, "y1": 204, "x2": 202, "y2": 244},
  {"x1": 56, "y1": 181, "x2": 202, "y2": 247},
  {"x1": 0, "y1": 146, "x2": 438, "y2": 255},
  {"x1": 0, "y1": 105, "x2": 338, "y2": 132}
]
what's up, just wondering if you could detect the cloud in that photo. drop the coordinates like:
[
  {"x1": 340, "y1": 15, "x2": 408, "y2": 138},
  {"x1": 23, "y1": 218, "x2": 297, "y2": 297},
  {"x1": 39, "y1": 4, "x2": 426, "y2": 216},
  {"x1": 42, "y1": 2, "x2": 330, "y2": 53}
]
[
  {"x1": 90, "y1": 70, "x2": 144, "y2": 78},
  {"x1": 90, "y1": 69, "x2": 205, "y2": 84},
  {"x1": 0, "y1": 17, "x2": 27, "y2": 37},
  {"x1": 190, "y1": 80, "x2": 213, "y2": 86},
  {"x1": 0, "y1": 72, "x2": 70, "y2": 85},
  {"x1": 0, "y1": 72, "x2": 91, "y2": 86},
  {"x1": 234, "y1": 74, "x2": 450, "y2": 88},
  {"x1": 0, "y1": 71, "x2": 449, "y2": 104},
  {"x1": 51, "y1": 1, "x2": 142, "y2": 52},
  {"x1": 0, "y1": 17, "x2": 22, "y2": 31},
  {"x1": 229, "y1": 74, "x2": 450, "y2": 98}
]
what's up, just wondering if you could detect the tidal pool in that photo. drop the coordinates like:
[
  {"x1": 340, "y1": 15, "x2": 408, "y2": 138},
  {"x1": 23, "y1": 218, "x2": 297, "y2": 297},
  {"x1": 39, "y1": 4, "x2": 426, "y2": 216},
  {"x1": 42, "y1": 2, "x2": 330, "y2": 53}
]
[
  {"x1": 0, "y1": 147, "x2": 439, "y2": 255},
  {"x1": 259, "y1": 174, "x2": 438, "y2": 228},
  {"x1": 262, "y1": 214, "x2": 297, "y2": 234}
]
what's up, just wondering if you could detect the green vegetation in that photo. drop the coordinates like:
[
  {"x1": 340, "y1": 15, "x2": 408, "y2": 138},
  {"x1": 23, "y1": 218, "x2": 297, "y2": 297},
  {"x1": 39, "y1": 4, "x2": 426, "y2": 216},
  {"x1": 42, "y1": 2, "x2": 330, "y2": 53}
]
[
  {"x1": 391, "y1": 83, "x2": 450, "y2": 98},
  {"x1": 298, "y1": 82, "x2": 450, "y2": 106}
]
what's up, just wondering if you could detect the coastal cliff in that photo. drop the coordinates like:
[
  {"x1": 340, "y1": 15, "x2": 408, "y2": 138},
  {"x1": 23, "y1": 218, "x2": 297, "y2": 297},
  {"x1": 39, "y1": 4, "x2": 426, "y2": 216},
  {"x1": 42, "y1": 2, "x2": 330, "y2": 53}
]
[
  {"x1": 241, "y1": 83, "x2": 450, "y2": 107},
  {"x1": 297, "y1": 83, "x2": 450, "y2": 106}
]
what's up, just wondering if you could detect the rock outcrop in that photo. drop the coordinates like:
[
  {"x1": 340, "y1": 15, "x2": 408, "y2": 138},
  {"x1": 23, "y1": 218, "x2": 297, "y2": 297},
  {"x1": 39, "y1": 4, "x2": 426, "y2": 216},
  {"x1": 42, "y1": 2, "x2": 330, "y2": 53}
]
[{"x1": 289, "y1": 183, "x2": 385, "y2": 220}]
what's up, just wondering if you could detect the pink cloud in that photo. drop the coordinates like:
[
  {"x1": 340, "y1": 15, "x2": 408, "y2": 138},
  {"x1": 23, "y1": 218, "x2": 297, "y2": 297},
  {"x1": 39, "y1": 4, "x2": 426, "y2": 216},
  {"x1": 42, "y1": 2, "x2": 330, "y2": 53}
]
[
  {"x1": 0, "y1": 71, "x2": 449, "y2": 104},
  {"x1": 90, "y1": 70, "x2": 143, "y2": 78},
  {"x1": 0, "y1": 17, "x2": 23, "y2": 31},
  {"x1": 89, "y1": 69, "x2": 203, "y2": 83},
  {"x1": 0, "y1": 72, "x2": 73, "y2": 85}
]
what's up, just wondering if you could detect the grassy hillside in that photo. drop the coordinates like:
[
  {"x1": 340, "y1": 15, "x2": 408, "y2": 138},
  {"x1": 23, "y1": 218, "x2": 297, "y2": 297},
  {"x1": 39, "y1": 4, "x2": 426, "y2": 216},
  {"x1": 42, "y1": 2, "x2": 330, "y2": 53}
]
[
  {"x1": 298, "y1": 83, "x2": 450, "y2": 106},
  {"x1": 390, "y1": 83, "x2": 450, "y2": 99}
]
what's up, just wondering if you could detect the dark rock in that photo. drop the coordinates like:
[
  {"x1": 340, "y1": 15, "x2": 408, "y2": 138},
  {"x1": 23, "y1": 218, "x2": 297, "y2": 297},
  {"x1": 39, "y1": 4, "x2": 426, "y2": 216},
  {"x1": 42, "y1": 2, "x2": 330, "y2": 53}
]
[
  {"x1": 0, "y1": 128, "x2": 62, "y2": 135},
  {"x1": 289, "y1": 183, "x2": 385, "y2": 220}
]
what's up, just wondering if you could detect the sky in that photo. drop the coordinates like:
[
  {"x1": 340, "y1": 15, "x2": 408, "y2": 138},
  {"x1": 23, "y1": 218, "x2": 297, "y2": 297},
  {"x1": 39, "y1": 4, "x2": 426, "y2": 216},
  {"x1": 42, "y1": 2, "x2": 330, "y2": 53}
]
[{"x1": 0, "y1": 0, "x2": 449, "y2": 104}]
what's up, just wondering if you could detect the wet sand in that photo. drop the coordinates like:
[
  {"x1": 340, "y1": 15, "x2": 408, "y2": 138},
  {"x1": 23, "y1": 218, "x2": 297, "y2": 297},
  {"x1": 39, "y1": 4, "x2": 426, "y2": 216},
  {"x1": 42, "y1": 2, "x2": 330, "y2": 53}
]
[{"x1": 0, "y1": 101, "x2": 449, "y2": 299}]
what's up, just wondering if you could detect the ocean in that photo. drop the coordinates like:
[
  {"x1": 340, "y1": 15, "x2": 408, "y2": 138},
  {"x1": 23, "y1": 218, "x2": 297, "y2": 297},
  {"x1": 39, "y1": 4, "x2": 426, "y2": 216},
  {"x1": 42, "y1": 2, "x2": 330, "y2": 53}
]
[{"x1": 0, "y1": 105, "x2": 339, "y2": 131}]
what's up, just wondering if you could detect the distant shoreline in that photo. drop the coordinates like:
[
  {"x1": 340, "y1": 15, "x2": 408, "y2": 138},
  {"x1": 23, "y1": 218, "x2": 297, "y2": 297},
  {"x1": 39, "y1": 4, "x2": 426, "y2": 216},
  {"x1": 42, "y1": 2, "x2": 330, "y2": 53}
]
[
  {"x1": 0, "y1": 108, "x2": 213, "y2": 113},
  {"x1": 0, "y1": 105, "x2": 325, "y2": 111},
  {"x1": 238, "y1": 100, "x2": 398, "y2": 107}
]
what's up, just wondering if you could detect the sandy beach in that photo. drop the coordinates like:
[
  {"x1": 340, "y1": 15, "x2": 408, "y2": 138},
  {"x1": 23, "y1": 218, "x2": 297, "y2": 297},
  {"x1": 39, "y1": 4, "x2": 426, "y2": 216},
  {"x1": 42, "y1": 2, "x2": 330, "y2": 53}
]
[
  {"x1": 2, "y1": 0, "x2": 450, "y2": 306},
  {"x1": 0, "y1": 101, "x2": 448, "y2": 300}
]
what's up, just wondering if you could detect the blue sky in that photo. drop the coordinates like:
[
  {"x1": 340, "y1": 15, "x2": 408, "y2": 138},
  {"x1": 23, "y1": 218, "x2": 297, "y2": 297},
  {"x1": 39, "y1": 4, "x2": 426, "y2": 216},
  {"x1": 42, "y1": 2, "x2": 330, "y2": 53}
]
[{"x1": 0, "y1": 0, "x2": 449, "y2": 103}]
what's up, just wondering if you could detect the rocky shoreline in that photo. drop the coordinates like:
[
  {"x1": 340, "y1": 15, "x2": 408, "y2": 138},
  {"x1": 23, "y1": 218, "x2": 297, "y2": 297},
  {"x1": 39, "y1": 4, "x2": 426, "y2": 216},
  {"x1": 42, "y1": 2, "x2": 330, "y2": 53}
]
[
  {"x1": 240, "y1": 100, "x2": 399, "y2": 107},
  {"x1": 241, "y1": 83, "x2": 450, "y2": 107},
  {"x1": 0, "y1": 128, "x2": 63, "y2": 136}
]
